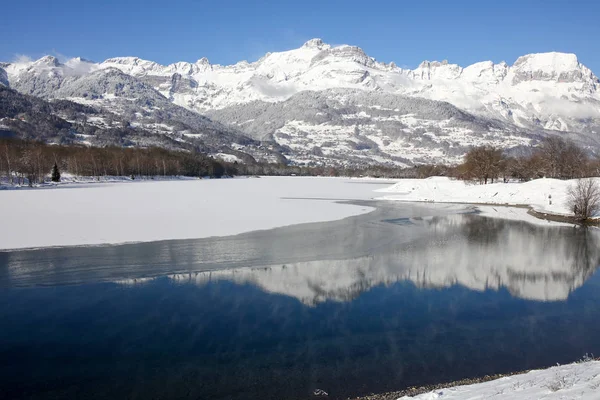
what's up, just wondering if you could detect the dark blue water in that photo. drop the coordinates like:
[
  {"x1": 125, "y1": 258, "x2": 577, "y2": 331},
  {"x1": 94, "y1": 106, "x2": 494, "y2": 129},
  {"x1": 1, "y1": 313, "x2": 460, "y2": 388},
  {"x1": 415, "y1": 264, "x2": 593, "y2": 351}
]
[{"x1": 1, "y1": 202, "x2": 600, "y2": 400}]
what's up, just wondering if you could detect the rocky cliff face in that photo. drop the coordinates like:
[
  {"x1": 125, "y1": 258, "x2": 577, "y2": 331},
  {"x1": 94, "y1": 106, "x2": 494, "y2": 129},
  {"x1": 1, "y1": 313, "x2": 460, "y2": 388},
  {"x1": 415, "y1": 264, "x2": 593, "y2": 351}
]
[{"x1": 0, "y1": 67, "x2": 8, "y2": 87}]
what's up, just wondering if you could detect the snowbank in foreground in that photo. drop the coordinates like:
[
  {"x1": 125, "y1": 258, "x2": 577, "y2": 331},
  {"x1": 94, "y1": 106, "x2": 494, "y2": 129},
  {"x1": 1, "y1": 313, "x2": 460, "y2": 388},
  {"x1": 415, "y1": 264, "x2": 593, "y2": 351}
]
[
  {"x1": 400, "y1": 360, "x2": 600, "y2": 399},
  {"x1": 0, "y1": 177, "x2": 386, "y2": 251},
  {"x1": 377, "y1": 177, "x2": 594, "y2": 217}
]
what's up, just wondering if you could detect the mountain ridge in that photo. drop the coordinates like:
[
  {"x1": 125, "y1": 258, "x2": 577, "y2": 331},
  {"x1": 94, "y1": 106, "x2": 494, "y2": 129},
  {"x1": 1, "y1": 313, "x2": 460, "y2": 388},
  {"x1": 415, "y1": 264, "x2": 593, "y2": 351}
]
[
  {"x1": 4, "y1": 40, "x2": 597, "y2": 116},
  {"x1": 2, "y1": 39, "x2": 600, "y2": 166}
]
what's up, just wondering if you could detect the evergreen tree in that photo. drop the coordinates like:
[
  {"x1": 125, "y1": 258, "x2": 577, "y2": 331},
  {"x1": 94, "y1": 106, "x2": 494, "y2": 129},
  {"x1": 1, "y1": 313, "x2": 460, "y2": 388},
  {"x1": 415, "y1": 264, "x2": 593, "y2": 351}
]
[{"x1": 51, "y1": 162, "x2": 61, "y2": 182}]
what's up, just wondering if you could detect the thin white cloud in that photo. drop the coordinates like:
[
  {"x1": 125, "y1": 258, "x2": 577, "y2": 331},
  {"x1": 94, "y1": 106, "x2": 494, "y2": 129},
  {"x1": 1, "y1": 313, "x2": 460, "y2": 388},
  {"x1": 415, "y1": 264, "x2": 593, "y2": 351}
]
[
  {"x1": 12, "y1": 54, "x2": 33, "y2": 64},
  {"x1": 50, "y1": 49, "x2": 71, "y2": 63}
]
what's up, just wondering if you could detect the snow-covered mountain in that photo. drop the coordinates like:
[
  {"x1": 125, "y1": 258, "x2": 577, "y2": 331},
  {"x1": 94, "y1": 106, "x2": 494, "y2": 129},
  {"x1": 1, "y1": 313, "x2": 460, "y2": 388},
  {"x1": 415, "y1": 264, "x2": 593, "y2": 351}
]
[
  {"x1": 3, "y1": 40, "x2": 600, "y2": 165},
  {"x1": 0, "y1": 59, "x2": 281, "y2": 162},
  {"x1": 98, "y1": 39, "x2": 600, "y2": 131}
]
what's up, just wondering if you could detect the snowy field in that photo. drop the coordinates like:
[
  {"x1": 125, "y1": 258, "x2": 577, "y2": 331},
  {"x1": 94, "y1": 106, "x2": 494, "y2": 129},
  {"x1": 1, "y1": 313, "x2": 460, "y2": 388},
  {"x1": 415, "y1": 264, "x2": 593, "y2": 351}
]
[
  {"x1": 0, "y1": 177, "x2": 388, "y2": 251},
  {"x1": 401, "y1": 360, "x2": 600, "y2": 400},
  {"x1": 377, "y1": 177, "x2": 589, "y2": 218}
]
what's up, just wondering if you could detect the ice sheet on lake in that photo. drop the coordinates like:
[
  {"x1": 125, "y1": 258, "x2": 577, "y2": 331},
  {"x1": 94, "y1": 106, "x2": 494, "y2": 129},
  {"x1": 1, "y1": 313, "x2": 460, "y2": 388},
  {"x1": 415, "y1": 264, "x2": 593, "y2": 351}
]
[{"x1": 0, "y1": 177, "x2": 386, "y2": 250}]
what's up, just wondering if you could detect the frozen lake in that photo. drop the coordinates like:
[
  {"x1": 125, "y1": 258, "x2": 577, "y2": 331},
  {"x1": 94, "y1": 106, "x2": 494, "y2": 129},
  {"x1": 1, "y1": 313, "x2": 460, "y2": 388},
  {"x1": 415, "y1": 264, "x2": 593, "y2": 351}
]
[
  {"x1": 1, "y1": 195, "x2": 600, "y2": 399},
  {"x1": 0, "y1": 177, "x2": 391, "y2": 250}
]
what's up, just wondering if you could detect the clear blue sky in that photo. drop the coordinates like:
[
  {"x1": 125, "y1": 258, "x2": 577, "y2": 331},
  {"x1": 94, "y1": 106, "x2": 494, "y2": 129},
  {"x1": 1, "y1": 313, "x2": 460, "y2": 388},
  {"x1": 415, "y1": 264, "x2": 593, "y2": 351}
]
[{"x1": 2, "y1": 0, "x2": 599, "y2": 72}]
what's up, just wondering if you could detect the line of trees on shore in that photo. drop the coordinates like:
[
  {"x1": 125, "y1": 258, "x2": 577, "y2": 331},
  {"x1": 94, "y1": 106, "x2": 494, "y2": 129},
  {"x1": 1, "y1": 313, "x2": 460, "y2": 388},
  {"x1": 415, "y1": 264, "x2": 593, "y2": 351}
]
[
  {"x1": 452, "y1": 137, "x2": 600, "y2": 221},
  {"x1": 0, "y1": 138, "x2": 239, "y2": 185},
  {"x1": 2, "y1": 136, "x2": 598, "y2": 187},
  {"x1": 0, "y1": 138, "x2": 411, "y2": 185},
  {"x1": 455, "y1": 137, "x2": 598, "y2": 184}
]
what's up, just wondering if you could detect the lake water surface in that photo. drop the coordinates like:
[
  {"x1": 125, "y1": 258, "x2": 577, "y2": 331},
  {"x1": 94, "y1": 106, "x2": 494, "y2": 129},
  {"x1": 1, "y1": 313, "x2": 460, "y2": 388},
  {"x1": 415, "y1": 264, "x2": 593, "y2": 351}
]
[{"x1": 2, "y1": 201, "x2": 600, "y2": 399}]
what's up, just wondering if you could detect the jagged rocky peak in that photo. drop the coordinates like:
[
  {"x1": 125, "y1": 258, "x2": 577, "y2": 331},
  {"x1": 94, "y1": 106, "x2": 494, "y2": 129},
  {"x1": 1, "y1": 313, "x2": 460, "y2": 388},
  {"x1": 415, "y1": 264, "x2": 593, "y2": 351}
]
[
  {"x1": 162, "y1": 61, "x2": 198, "y2": 76},
  {"x1": 189, "y1": 57, "x2": 212, "y2": 73},
  {"x1": 325, "y1": 45, "x2": 373, "y2": 65},
  {"x1": 513, "y1": 52, "x2": 580, "y2": 73},
  {"x1": 100, "y1": 57, "x2": 164, "y2": 76},
  {"x1": 33, "y1": 55, "x2": 61, "y2": 67},
  {"x1": 510, "y1": 52, "x2": 598, "y2": 84},
  {"x1": 387, "y1": 61, "x2": 398, "y2": 70},
  {"x1": 103, "y1": 56, "x2": 144, "y2": 65},
  {"x1": 461, "y1": 60, "x2": 509, "y2": 83},
  {"x1": 302, "y1": 38, "x2": 330, "y2": 50},
  {"x1": 308, "y1": 43, "x2": 377, "y2": 70},
  {"x1": 412, "y1": 59, "x2": 462, "y2": 80}
]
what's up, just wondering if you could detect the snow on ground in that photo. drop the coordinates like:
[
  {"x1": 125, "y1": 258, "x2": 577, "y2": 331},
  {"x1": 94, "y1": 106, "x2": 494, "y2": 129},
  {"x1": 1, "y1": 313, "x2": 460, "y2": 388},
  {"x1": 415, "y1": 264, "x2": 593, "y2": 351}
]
[
  {"x1": 0, "y1": 177, "x2": 387, "y2": 251},
  {"x1": 400, "y1": 360, "x2": 600, "y2": 400},
  {"x1": 212, "y1": 153, "x2": 243, "y2": 163},
  {"x1": 474, "y1": 205, "x2": 571, "y2": 226},
  {"x1": 377, "y1": 177, "x2": 588, "y2": 218},
  {"x1": 0, "y1": 174, "x2": 198, "y2": 189}
]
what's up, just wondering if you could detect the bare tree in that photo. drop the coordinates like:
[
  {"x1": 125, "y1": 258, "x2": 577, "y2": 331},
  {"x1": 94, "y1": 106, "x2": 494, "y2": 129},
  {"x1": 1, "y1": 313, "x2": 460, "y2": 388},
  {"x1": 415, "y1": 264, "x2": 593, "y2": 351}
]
[
  {"x1": 537, "y1": 137, "x2": 588, "y2": 179},
  {"x1": 20, "y1": 149, "x2": 35, "y2": 186},
  {"x1": 4, "y1": 144, "x2": 12, "y2": 184},
  {"x1": 463, "y1": 146, "x2": 504, "y2": 184},
  {"x1": 539, "y1": 136, "x2": 567, "y2": 178},
  {"x1": 562, "y1": 142, "x2": 588, "y2": 179},
  {"x1": 567, "y1": 178, "x2": 600, "y2": 221}
]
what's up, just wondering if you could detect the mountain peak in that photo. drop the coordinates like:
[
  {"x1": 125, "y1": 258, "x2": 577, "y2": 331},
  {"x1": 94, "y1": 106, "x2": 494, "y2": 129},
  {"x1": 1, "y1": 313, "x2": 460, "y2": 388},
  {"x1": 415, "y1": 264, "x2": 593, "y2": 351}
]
[
  {"x1": 102, "y1": 56, "x2": 142, "y2": 65},
  {"x1": 509, "y1": 52, "x2": 596, "y2": 85},
  {"x1": 33, "y1": 55, "x2": 61, "y2": 67},
  {"x1": 418, "y1": 59, "x2": 452, "y2": 68},
  {"x1": 512, "y1": 52, "x2": 580, "y2": 73},
  {"x1": 302, "y1": 38, "x2": 328, "y2": 49},
  {"x1": 414, "y1": 59, "x2": 462, "y2": 80}
]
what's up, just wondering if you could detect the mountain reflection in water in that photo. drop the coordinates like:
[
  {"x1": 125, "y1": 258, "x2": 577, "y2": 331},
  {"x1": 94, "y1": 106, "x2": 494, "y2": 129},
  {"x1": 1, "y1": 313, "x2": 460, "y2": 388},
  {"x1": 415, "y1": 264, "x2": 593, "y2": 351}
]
[
  {"x1": 128, "y1": 213, "x2": 600, "y2": 304},
  {"x1": 2, "y1": 202, "x2": 599, "y2": 302}
]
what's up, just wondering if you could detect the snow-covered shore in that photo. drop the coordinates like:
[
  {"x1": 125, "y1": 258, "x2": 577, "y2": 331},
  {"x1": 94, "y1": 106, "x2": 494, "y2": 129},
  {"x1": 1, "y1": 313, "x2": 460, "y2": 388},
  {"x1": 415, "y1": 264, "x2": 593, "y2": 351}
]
[
  {"x1": 0, "y1": 177, "x2": 388, "y2": 251},
  {"x1": 377, "y1": 177, "x2": 589, "y2": 218},
  {"x1": 399, "y1": 360, "x2": 600, "y2": 400},
  {"x1": 0, "y1": 174, "x2": 198, "y2": 190}
]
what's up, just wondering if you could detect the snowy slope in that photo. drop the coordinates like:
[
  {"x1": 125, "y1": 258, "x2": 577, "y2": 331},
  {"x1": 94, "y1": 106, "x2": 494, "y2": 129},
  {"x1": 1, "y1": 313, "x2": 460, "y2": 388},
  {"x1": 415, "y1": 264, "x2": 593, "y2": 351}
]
[{"x1": 206, "y1": 89, "x2": 535, "y2": 166}]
